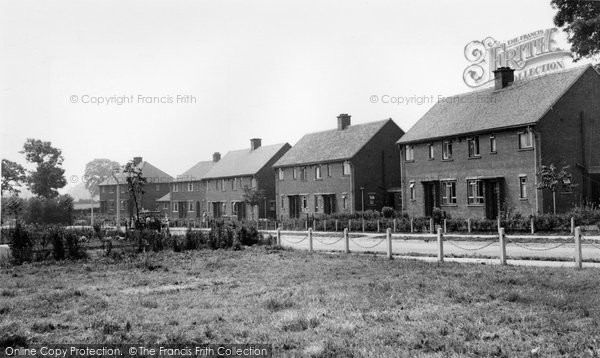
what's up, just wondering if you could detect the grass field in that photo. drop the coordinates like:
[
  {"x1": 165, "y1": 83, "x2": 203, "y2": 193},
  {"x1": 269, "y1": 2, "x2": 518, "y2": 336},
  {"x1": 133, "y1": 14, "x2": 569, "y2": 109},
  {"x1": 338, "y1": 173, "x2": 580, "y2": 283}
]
[{"x1": 1, "y1": 246, "x2": 599, "y2": 357}]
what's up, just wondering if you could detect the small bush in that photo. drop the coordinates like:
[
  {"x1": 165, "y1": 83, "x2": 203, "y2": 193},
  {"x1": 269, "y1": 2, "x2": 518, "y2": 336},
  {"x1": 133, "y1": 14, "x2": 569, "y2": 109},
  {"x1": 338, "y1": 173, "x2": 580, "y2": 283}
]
[
  {"x1": 381, "y1": 206, "x2": 395, "y2": 218},
  {"x1": 8, "y1": 222, "x2": 34, "y2": 264}
]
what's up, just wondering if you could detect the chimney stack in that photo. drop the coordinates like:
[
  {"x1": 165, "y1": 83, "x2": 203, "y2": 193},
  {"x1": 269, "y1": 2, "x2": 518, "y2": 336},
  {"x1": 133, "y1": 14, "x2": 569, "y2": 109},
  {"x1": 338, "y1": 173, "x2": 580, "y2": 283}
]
[
  {"x1": 133, "y1": 156, "x2": 143, "y2": 165},
  {"x1": 337, "y1": 113, "x2": 351, "y2": 130},
  {"x1": 493, "y1": 67, "x2": 515, "y2": 90},
  {"x1": 250, "y1": 138, "x2": 262, "y2": 151},
  {"x1": 212, "y1": 152, "x2": 221, "y2": 162}
]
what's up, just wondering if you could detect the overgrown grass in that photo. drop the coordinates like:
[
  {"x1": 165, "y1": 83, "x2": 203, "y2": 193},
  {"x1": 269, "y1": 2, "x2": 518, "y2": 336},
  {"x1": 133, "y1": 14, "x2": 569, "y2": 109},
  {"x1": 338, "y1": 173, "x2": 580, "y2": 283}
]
[{"x1": 1, "y1": 248, "x2": 599, "y2": 356}]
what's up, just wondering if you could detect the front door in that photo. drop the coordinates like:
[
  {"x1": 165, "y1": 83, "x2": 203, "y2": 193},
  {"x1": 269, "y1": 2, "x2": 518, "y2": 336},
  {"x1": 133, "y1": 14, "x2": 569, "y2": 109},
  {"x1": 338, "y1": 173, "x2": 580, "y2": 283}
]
[
  {"x1": 288, "y1": 196, "x2": 300, "y2": 218},
  {"x1": 235, "y1": 202, "x2": 246, "y2": 220},
  {"x1": 323, "y1": 195, "x2": 335, "y2": 215},
  {"x1": 484, "y1": 181, "x2": 500, "y2": 219},
  {"x1": 178, "y1": 201, "x2": 186, "y2": 219},
  {"x1": 212, "y1": 202, "x2": 222, "y2": 217},
  {"x1": 423, "y1": 182, "x2": 439, "y2": 217}
]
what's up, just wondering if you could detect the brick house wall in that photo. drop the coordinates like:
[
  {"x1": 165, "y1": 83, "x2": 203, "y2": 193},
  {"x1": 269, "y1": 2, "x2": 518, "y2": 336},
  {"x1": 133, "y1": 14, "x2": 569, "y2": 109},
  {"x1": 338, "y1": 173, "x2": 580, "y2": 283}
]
[
  {"x1": 205, "y1": 144, "x2": 290, "y2": 220},
  {"x1": 170, "y1": 181, "x2": 208, "y2": 219},
  {"x1": 276, "y1": 120, "x2": 404, "y2": 218},
  {"x1": 537, "y1": 67, "x2": 600, "y2": 212},
  {"x1": 276, "y1": 161, "x2": 353, "y2": 219},
  {"x1": 401, "y1": 128, "x2": 538, "y2": 218},
  {"x1": 99, "y1": 181, "x2": 170, "y2": 217},
  {"x1": 352, "y1": 120, "x2": 403, "y2": 212}
]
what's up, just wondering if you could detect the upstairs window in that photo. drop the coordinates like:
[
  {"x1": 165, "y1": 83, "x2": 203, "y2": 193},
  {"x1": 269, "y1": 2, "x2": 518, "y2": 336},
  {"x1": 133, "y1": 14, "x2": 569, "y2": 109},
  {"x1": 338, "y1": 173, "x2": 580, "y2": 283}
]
[
  {"x1": 467, "y1": 137, "x2": 480, "y2": 157},
  {"x1": 173, "y1": 184, "x2": 179, "y2": 192},
  {"x1": 292, "y1": 168, "x2": 298, "y2": 180},
  {"x1": 467, "y1": 180, "x2": 484, "y2": 205},
  {"x1": 278, "y1": 168, "x2": 284, "y2": 181},
  {"x1": 343, "y1": 161, "x2": 351, "y2": 175},
  {"x1": 405, "y1": 145, "x2": 414, "y2": 161},
  {"x1": 519, "y1": 129, "x2": 533, "y2": 149},
  {"x1": 326, "y1": 164, "x2": 331, "y2": 177},
  {"x1": 232, "y1": 178, "x2": 236, "y2": 190},
  {"x1": 428, "y1": 144, "x2": 435, "y2": 160},
  {"x1": 315, "y1": 165, "x2": 322, "y2": 180},
  {"x1": 188, "y1": 182, "x2": 193, "y2": 192},
  {"x1": 490, "y1": 135, "x2": 497, "y2": 153},
  {"x1": 221, "y1": 179, "x2": 226, "y2": 191},
  {"x1": 301, "y1": 167, "x2": 307, "y2": 181},
  {"x1": 251, "y1": 178, "x2": 257, "y2": 188},
  {"x1": 443, "y1": 141, "x2": 453, "y2": 160}
]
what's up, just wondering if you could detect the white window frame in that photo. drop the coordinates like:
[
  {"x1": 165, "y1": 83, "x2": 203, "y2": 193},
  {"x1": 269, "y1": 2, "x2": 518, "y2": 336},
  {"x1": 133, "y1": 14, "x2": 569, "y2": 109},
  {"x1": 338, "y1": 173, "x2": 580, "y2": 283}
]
[
  {"x1": 467, "y1": 180, "x2": 484, "y2": 205},
  {"x1": 251, "y1": 177, "x2": 257, "y2": 188},
  {"x1": 173, "y1": 202, "x2": 178, "y2": 212},
  {"x1": 343, "y1": 161, "x2": 351, "y2": 175},
  {"x1": 441, "y1": 181, "x2": 457, "y2": 205},
  {"x1": 188, "y1": 201, "x2": 194, "y2": 212},
  {"x1": 405, "y1": 145, "x2": 414, "y2": 161},
  {"x1": 173, "y1": 184, "x2": 179, "y2": 192},
  {"x1": 278, "y1": 168, "x2": 284, "y2": 181},
  {"x1": 315, "y1": 165, "x2": 322, "y2": 180},
  {"x1": 428, "y1": 143, "x2": 434, "y2": 159},
  {"x1": 443, "y1": 140, "x2": 453, "y2": 160},
  {"x1": 188, "y1": 182, "x2": 193, "y2": 192},
  {"x1": 292, "y1": 168, "x2": 298, "y2": 180},
  {"x1": 519, "y1": 129, "x2": 533, "y2": 149},
  {"x1": 519, "y1": 176, "x2": 527, "y2": 199},
  {"x1": 490, "y1": 135, "x2": 497, "y2": 153},
  {"x1": 467, "y1": 136, "x2": 480, "y2": 157}
]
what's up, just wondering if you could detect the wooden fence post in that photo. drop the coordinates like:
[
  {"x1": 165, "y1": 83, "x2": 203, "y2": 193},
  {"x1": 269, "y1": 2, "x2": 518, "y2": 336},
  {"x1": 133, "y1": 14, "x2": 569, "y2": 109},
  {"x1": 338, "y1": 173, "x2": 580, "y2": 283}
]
[
  {"x1": 277, "y1": 226, "x2": 281, "y2": 246},
  {"x1": 313, "y1": 219, "x2": 316, "y2": 230},
  {"x1": 308, "y1": 228, "x2": 313, "y2": 252},
  {"x1": 410, "y1": 218, "x2": 414, "y2": 233},
  {"x1": 324, "y1": 220, "x2": 327, "y2": 232},
  {"x1": 386, "y1": 228, "x2": 392, "y2": 260},
  {"x1": 467, "y1": 218, "x2": 471, "y2": 233},
  {"x1": 393, "y1": 219, "x2": 397, "y2": 233},
  {"x1": 305, "y1": 220, "x2": 308, "y2": 230},
  {"x1": 437, "y1": 228, "x2": 444, "y2": 262},
  {"x1": 430, "y1": 218, "x2": 434, "y2": 234},
  {"x1": 344, "y1": 228, "x2": 349, "y2": 253},
  {"x1": 335, "y1": 220, "x2": 338, "y2": 231},
  {"x1": 570, "y1": 217, "x2": 575, "y2": 235},
  {"x1": 349, "y1": 219, "x2": 351, "y2": 232},
  {"x1": 362, "y1": 219, "x2": 365, "y2": 232},
  {"x1": 530, "y1": 216, "x2": 535, "y2": 234},
  {"x1": 443, "y1": 219, "x2": 447, "y2": 234},
  {"x1": 377, "y1": 220, "x2": 380, "y2": 233},
  {"x1": 574, "y1": 226, "x2": 582, "y2": 269},
  {"x1": 497, "y1": 217, "x2": 500, "y2": 231},
  {"x1": 499, "y1": 227, "x2": 506, "y2": 265}
]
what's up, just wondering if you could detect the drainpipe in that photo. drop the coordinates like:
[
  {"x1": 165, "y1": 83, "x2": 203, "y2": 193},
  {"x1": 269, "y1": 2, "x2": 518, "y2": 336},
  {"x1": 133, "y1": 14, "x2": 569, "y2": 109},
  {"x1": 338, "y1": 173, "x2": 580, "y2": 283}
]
[
  {"x1": 533, "y1": 127, "x2": 539, "y2": 214},
  {"x1": 349, "y1": 161, "x2": 354, "y2": 214}
]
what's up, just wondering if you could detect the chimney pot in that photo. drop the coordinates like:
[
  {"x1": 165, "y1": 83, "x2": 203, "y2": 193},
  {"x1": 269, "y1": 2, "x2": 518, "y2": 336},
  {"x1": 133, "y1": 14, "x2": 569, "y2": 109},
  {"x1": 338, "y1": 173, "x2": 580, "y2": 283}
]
[
  {"x1": 212, "y1": 152, "x2": 221, "y2": 162},
  {"x1": 493, "y1": 67, "x2": 515, "y2": 90},
  {"x1": 133, "y1": 156, "x2": 143, "y2": 165},
  {"x1": 250, "y1": 138, "x2": 262, "y2": 150},
  {"x1": 337, "y1": 113, "x2": 351, "y2": 130}
]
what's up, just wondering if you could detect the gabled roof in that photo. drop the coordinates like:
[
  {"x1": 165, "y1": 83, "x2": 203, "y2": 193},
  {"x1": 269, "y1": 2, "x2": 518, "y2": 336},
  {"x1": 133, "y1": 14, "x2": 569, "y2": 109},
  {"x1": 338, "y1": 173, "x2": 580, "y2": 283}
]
[
  {"x1": 202, "y1": 143, "x2": 290, "y2": 179},
  {"x1": 99, "y1": 160, "x2": 172, "y2": 185},
  {"x1": 274, "y1": 119, "x2": 399, "y2": 167},
  {"x1": 398, "y1": 65, "x2": 595, "y2": 144},
  {"x1": 174, "y1": 160, "x2": 216, "y2": 182}
]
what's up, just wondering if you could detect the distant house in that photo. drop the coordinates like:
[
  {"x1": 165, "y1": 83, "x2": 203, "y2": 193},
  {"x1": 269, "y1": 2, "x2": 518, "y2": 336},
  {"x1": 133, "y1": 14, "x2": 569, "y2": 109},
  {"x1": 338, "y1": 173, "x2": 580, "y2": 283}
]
[
  {"x1": 202, "y1": 139, "x2": 291, "y2": 220},
  {"x1": 170, "y1": 153, "x2": 220, "y2": 221},
  {"x1": 273, "y1": 114, "x2": 405, "y2": 219},
  {"x1": 398, "y1": 65, "x2": 600, "y2": 218},
  {"x1": 156, "y1": 193, "x2": 171, "y2": 218},
  {"x1": 98, "y1": 157, "x2": 172, "y2": 218}
]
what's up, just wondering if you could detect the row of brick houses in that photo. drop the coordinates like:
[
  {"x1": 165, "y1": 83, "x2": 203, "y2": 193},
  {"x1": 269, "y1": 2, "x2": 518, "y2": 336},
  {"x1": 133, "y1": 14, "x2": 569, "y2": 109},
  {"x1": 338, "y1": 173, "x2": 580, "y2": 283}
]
[{"x1": 98, "y1": 64, "x2": 600, "y2": 222}]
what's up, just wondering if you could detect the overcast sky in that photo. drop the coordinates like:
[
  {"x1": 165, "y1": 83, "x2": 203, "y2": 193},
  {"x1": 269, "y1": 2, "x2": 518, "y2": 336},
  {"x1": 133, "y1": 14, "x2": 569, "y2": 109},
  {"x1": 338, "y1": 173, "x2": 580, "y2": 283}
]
[{"x1": 0, "y1": 0, "x2": 590, "y2": 195}]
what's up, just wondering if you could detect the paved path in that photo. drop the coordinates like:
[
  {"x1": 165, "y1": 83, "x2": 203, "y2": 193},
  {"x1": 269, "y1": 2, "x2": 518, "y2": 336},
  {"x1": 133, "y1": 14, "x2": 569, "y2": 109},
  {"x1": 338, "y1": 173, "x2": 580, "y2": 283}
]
[{"x1": 272, "y1": 231, "x2": 600, "y2": 267}]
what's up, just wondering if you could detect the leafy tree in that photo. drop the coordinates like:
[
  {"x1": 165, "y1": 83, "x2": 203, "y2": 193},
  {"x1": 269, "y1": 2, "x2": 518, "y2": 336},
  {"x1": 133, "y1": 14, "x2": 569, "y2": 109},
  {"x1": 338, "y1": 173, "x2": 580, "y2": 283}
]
[
  {"x1": 123, "y1": 159, "x2": 147, "y2": 230},
  {"x1": 1, "y1": 159, "x2": 26, "y2": 196},
  {"x1": 552, "y1": 0, "x2": 600, "y2": 66},
  {"x1": 83, "y1": 159, "x2": 120, "y2": 198},
  {"x1": 242, "y1": 186, "x2": 265, "y2": 220},
  {"x1": 20, "y1": 139, "x2": 67, "y2": 199},
  {"x1": 536, "y1": 164, "x2": 576, "y2": 214}
]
